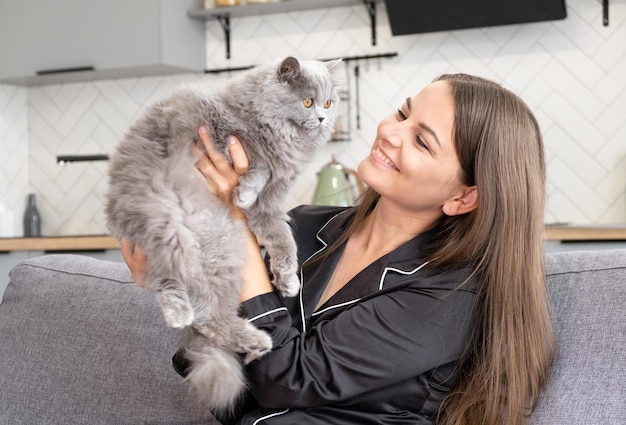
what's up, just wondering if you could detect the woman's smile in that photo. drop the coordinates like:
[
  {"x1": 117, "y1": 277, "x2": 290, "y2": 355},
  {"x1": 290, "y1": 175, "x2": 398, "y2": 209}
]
[{"x1": 371, "y1": 147, "x2": 399, "y2": 171}]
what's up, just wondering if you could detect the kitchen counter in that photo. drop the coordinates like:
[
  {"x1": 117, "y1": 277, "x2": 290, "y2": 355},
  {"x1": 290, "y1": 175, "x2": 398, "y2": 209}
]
[
  {"x1": 0, "y1": 235, "x2": 119, "y2": 252},
  {"x1": 0, "y1": 236, "x2": 123, "y2": 299},
  {"x1": 1, "y1": 225, "x2": 625, "y2": 253},
  {"x1": 544, "y1": 224, "x2": 626, "y2": 241}
]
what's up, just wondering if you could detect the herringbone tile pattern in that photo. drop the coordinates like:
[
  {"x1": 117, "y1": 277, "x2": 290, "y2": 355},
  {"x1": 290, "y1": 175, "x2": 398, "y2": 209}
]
[
  {"x1": 0, "y1": 0, "x2": 625, "y2": 235},
  {"x1": 0, "y1": 84, "x2": 28, "y2": 236}
]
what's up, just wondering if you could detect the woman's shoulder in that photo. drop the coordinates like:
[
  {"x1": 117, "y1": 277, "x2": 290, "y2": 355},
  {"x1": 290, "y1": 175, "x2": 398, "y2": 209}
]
[
  {"x1": 288, "y1": 204, "x2": 352, "y2": 228},
  {"x1": 286, "y1": 205, "x2": 353, "y2": 254}
]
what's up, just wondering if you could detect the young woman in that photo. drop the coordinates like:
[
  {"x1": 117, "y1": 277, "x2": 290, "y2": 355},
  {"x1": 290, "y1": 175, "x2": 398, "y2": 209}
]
[{"x1": 123, "y1": 73, "x2": 555, "y2": 424}]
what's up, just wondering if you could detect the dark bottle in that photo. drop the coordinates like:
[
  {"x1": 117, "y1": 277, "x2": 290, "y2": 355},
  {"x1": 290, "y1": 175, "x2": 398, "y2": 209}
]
[{"x1": 23, "y1": 193, "x2": 42, "y2": 237}]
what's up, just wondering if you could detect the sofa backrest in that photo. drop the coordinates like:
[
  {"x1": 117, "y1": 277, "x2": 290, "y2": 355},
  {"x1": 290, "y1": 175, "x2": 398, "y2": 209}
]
[
  {"x1": 529, "y1": 249, "x2": 626, "y2": 425},
  {"x1": 0, "y1": 254, "x2": 217, "y2": 425},
  {"x1": 1, "y1": 249, "x2": 625, "y2": 424}
]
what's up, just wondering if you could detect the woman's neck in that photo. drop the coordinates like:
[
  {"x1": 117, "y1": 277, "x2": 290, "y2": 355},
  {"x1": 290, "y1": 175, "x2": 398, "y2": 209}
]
[{"x1": 352, "y1": 199, "x2": 440, "y2": 257}]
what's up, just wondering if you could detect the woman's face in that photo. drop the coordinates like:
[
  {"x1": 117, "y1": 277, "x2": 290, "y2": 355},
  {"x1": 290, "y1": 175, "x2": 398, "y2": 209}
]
[{"x1": 358, "y1": 80, "x2": 473, "y2": 219}]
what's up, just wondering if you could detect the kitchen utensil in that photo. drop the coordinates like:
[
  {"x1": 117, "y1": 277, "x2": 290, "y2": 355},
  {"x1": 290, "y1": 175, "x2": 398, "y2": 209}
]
[{"x1": 312, "y1": 156, "x2": 365, "y2": 207}]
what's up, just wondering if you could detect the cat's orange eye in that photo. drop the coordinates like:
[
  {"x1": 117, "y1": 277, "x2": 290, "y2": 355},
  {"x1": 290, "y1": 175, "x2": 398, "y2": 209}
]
[
  {"x1": 302, "y1": 98, "x2": 313, "y2": 108},
  {"x1": 323, "y1": 100, "x2": 332, "y2": 109}
]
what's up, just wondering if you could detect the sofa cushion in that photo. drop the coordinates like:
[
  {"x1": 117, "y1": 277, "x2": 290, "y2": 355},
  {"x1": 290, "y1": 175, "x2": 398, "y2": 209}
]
[
  {"x1": 530, "y1": 249, "x2": 626, "y2": 425},
  {"x1": 0, "y1": 254, "x2": 217, "y2": 425},
  {"x1": 2, "y1": 249, "x2": 625, "y2": 424}
]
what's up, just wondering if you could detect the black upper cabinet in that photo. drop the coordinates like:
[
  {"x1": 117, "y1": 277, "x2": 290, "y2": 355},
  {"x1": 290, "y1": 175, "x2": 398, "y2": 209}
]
[{"x1": 384, "y1": 0, "x2": 567, "y2": 35}]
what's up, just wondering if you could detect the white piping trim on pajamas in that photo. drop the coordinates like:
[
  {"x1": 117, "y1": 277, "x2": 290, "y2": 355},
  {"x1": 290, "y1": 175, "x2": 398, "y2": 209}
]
[
  {"x1": 252, "y1": 409, "x2": 289, "y2": 424},
  {"x1": 378, "y1": 261, "x2": 431, "y2": 290},
  {"x1": 312, "y1": 261, "x2": 431, "y2": 316},
  {"x1": 298, "y1": 212, "x2": 344, "y2": 332},
  {"x1": 247, "y1": 307, "x2": 288, "y2": 323},
  {"x1": 312, "y1": 298, "x2": 362, "y2": 316}
]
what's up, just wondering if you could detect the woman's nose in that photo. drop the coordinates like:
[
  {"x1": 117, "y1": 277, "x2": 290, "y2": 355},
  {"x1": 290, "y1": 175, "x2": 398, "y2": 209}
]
[{"x1": 378, "y1": 123, "x2": 403, "y2": 148}]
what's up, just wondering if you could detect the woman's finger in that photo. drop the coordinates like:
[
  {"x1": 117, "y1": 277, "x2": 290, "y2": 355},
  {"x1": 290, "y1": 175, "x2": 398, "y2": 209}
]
[
  {"x1": 198, "y1": 126, "x2": 231, "y2": 172},
  {"x1": 195, "y1": 154, "x2": 236, "y2": 199},
  {"x1": 195, "y1": 126, "x2": 242, "y2": 203},
  {"x1": 121, "y1": 239, "x2": 146, "y2": 287},
  {"x1": 227, "y1": 135, "x2": 249, "y2": 176}
]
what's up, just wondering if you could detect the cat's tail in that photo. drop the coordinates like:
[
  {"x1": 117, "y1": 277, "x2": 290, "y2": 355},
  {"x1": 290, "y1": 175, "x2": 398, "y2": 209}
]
[{"x1": 180, "y1": 329, "x2": 246, "y2": 414}]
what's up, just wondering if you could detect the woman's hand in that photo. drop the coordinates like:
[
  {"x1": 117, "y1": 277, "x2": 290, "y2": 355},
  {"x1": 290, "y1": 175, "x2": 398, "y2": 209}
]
[
  {"x1": 194, "y1": 126, "x2": 273, "y2": 301},
  {"x1": 121, "y1": 239, "x2": 146, "y2": 287},
  {"x1": 121, "y1": 128, "x2": 271, "y2": 301},
  {"x1": 194, "y1": 126, "x2": 249, "y2": 220}
]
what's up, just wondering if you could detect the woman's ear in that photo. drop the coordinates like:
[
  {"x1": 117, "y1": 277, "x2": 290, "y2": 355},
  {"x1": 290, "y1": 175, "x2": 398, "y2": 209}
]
[{"x1": 442, "y1": 186, "x2": 478, "y2": 216}]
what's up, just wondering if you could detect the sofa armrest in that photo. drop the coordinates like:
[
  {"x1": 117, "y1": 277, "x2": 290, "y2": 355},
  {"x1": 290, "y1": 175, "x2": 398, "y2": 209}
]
[
  {"x1": 0, "y1": 254, "x2": 218, "y2": 424},
  {"x1": 530, "y1": 249, "x2": 626, "y2": 424}
]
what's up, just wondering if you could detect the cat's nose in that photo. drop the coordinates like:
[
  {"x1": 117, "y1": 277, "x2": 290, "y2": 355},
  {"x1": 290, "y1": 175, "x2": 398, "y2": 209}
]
[{"x1": 318, "y1": 117, "x2": 325, "y2": 123}]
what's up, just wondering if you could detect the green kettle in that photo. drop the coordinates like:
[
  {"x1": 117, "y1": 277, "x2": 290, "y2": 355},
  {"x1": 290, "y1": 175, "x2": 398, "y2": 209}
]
[{"x1": 312, "y1": 156, "x2": 365, "y2": 206}]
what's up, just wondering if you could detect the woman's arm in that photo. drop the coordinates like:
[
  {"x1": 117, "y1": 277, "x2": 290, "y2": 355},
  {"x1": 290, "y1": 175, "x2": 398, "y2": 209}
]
[
  {"x1": 193, "y1": 126, "x2": 273, "y2": 302},
  {"x1": 123, "y1": 126, "x2": 273, "y2": 302},
  {"x1": 241, "y1": 272, "x2": 476, "y2": 409}
]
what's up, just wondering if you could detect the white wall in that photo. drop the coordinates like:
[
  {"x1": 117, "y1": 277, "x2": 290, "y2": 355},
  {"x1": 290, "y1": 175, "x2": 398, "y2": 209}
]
[
  {"x1": 1, "y1": 0, "x2": 625, "y2": 236},
  {"x1": 0, "y1": 84, "x2": 28, "y2": 237}
]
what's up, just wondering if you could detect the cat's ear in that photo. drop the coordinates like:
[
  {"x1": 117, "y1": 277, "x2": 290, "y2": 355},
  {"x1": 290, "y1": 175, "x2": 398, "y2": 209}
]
[
  {"x1": 326, "y1": 58, "x2": 343, "y2": 88},
  {"x1": 278, "y1": 57, "x2": 302, "y2": 84},
  {"x1": 325, "y1": 58, "x2": 343, "y2": 71}
]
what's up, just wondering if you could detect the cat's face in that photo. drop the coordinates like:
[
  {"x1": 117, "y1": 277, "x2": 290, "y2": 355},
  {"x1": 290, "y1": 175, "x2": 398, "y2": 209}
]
[
  {"x1": 300, "y1": 95, "x2": 334, "y2": 130},
  {"x1": 271, "y1": 57, "x2": 341, "y2": 135}
]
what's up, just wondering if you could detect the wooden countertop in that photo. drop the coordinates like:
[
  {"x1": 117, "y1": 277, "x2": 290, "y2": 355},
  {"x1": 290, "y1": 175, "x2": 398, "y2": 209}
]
[
  {"x1": 1, "y1": 225, "x2": 625, "y2": 252},
  {"x1": 0, "y1": 235, "x2": 120, "y2": 252},
  {"x1": 544, "y1": 224, "x2": 626, "y2": 241}
]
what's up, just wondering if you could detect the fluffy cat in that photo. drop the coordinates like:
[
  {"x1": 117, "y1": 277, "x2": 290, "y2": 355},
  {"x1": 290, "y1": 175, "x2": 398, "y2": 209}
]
[{"x1": 105, "y1": 56, "x2": 340, "y2": 411}]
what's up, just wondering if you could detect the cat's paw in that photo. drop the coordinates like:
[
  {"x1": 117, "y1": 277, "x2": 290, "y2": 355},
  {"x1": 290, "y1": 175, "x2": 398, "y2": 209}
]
[
  {"x1": 241, "y1": 329, "x2": 273, "y2": 364},
  {"x1": 234, "y1": 187, "x2": 257, "y2": 209},
  {"x1": 274, "y1": 273, "x2": 301, "y2": 298},
  {"x1": 235, "y1": 167, "x2": 269, "y2": 209}
]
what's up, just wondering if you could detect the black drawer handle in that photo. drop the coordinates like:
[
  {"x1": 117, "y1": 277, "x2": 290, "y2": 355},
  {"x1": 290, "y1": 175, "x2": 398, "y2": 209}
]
[
  {"x1": 56, "y1": 155, "x2": 109, "y2": 164},
  {"x1": 36, "y1": 66, "x2": 95, "y2": 76}
]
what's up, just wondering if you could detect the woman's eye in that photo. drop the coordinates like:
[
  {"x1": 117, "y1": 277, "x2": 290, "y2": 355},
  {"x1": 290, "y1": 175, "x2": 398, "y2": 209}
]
[
  {"x1": 396, "y1": 108, "x2": 407, "y2": 120},
  {"x1": 416, "y1": 136, "x2": 430, "y2": 151},
  {"x1": 323, "y1": 100, "x2": 332, "y2": 109},
  {"x1": 303, "y1": 98, "x2": 313, "y2": 108}
]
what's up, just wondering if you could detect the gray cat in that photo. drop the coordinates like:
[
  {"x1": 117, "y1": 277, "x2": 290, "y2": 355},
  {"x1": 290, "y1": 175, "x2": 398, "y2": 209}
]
[{"x1": 105, "y1": 56, "x2": 340, "y2": 411}]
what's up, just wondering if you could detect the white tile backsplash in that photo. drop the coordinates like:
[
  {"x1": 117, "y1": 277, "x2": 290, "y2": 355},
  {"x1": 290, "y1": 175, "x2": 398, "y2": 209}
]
[
  {"x1": 0, "y1": 84, "x2": 28, "y2": 237},
  {"x1": 1, "y1": 2, "x2": 626, "y2": 236}
]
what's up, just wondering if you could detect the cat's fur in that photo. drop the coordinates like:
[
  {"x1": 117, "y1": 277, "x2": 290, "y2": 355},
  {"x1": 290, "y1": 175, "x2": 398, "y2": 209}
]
[{"x1": 105, "y1": 56, "x2": 340, "y2": 411}]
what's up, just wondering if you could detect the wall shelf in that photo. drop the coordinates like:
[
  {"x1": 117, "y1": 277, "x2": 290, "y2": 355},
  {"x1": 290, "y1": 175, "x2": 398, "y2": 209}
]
[
  {"x1": 188, "y1": 0, "x2": 385, "y2": 59},
  {"x1": 189, "y1": 0, "x2": 383, "y2": 20}
]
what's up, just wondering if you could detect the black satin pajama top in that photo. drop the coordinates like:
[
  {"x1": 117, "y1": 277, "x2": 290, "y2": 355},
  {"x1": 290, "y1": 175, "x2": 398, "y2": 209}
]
[{"x1": 236, "y1": 205, "x2": 477, "y2": 425}]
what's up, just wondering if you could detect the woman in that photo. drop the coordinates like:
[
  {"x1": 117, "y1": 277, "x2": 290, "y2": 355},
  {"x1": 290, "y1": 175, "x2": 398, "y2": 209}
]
[{"x1": 123, "y1": 73, "x2": 555, "y2": 424}]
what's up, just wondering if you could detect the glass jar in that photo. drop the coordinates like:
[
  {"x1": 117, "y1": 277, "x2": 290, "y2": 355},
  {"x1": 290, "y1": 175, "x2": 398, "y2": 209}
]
[{"x1": 215, "y1": 0, "x2": 241, "y2": 6}]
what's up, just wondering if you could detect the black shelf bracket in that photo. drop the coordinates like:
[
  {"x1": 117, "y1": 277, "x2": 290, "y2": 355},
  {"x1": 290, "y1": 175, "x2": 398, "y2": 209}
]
[
  {"x1": 200, "y1": 1, "x2": 382, "y2": 59},
  {"x1": 603, "y1": 0, "x2": 609, "y2": 26},
  {"x1": 364, "y1": 1, "x2": 377, "y2": 46},
  {"x1": 216, "y1": 15, "x2": 232, "y2": 59}
]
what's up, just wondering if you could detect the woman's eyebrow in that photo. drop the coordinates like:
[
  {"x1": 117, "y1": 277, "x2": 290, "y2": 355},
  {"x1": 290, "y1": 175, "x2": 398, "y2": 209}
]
[
  {"x1": 405, "y1": 97, "x2": 441, "y2": 148},
  {"x1": 420, "y1": 123, "x2": 441, "y2": 148}
]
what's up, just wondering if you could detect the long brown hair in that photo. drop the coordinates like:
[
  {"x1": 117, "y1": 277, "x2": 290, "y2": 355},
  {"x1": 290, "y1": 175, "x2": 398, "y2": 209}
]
[{"x1": 343, "y1": 74, "x2": 555, "y2": 424}]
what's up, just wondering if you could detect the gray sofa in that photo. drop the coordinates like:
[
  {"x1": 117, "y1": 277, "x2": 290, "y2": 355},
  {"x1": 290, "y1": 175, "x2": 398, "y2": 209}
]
[{"x1": 0, "y1": 250, "x2": 624, "y2": 424}]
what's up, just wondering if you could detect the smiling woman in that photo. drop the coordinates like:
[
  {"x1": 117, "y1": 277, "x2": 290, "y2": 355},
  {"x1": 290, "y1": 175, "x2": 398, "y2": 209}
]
[
  {"x1": 313, "y1": 74, "x2": 553, "y2": 425},
  {"x1": 358, "y1": 81, "x2": 475, "y2": 221},
  {"x1": 120, "y1": 72, "x2": 554, "y2": 425}
]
